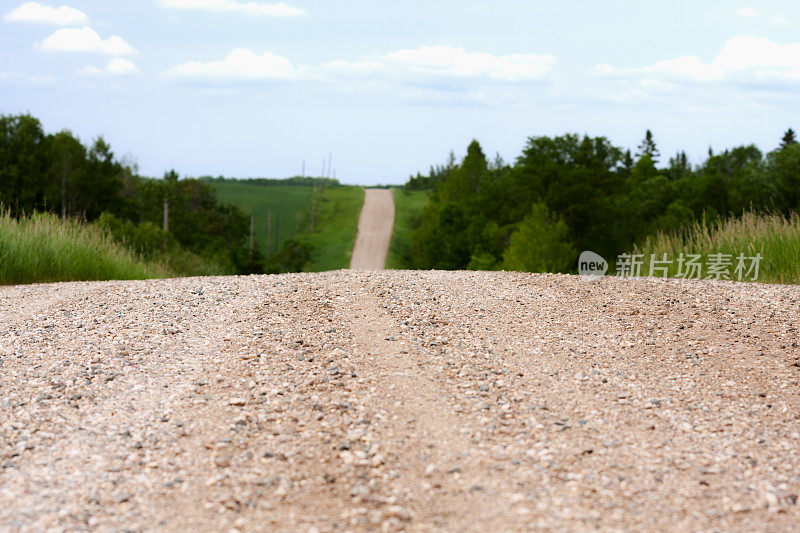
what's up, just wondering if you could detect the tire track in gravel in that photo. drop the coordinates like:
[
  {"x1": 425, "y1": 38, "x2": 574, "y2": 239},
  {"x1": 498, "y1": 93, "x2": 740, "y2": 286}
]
[{"x1": 336, "y1": 273, "x2": 508, "y2": 529}]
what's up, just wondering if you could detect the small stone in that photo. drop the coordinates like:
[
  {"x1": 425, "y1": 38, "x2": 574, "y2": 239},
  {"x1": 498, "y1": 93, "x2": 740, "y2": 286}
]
[
  {"x1": 383, "y1": 505, "x2": 412, "y2": 522},
  {"x1": 228, "y1": 398, "x2": 246, "y2": 406},
  {"x1": 346, "y1": 428, "x2": 366, "y2": 442},
  {"x1": 214, "y1": 454, "x2": 231, "y2": 468},
  {"x1": 350, "y1": 483, "x2": 370, "y2": 499}
]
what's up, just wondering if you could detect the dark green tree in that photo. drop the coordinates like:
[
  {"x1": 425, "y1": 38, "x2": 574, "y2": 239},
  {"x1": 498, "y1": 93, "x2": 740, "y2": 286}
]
[
  {"x1": 48, "y1": 131, "x2": 86, "y2": 218},
  {"x1": 0, "y1": 114, "x2": 49, "y2": 216},
  {"x1": 667, "y1": 151, "x2": 690, "y2": 181},
  {"x1": 781, "y1": 128, "x2": 797, "y2": 149},
  {"x1": 637, "y1": 129, "x2": 660, "y2": 164}
]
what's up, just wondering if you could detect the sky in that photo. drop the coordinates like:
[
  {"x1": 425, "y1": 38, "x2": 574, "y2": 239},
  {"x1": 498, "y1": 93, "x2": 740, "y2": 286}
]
[{"x1": 1, "y1": 1, "x2": 799, "y2": 185}]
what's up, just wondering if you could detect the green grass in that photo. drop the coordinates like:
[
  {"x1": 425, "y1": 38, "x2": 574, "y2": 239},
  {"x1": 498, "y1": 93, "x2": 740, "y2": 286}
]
[
  {"x1": 386, "y1": 188, "x2": 430, "y2": 269},
  {"x1": 209, "y1": 182, "x2": 314, "y2": 255},
  {"x1": 633, "y1": 211, "x2": 800, "y2": 284},
  {"x1": 297, "y1": 186, "x2": 365, "y2": 271},
  {"x1": 0, "y1": 211, "x2": 172, "y2": 285}
]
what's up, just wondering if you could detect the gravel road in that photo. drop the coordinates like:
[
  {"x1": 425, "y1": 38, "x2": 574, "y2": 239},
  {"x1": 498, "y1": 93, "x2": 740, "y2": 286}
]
[
  {"x1": 2, "y1": 271, "x2": 800, "y2": 531},
  {"x1": 350, "y1": 189, "x2": 394, "y2": 270}
]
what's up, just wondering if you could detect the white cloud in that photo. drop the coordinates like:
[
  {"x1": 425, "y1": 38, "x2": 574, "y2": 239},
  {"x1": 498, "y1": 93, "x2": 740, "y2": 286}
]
[
  {"x1": 164, "y1": 45, "x2": 557, "y2": 106},
  {"x1": 78, "y1": 58, "x2": 140, "y2": 76},
  {"x1": 167, "y1": 45, "x2": 556, "y2": 85},
  {"x1": 771, "y1": 16, "x2": 790, "y2": 27},
  {"x1": 595, "y1": 36, "x2": 800, "y2": 85},
  {"x1": 156, "y1": 0, "x2": 307, "y2": 17},
  {"x1": 37, "y1": 27, "x2": 137, "y2": 55},
  {"x1": 0, "y1": 70, "x2": 56, "y2": 87},
  {"x1": 165, "y1": 48, "x2": 300, "y2": 80},
  {"x1": 4, "y1": 2, "x2": 88, "y2": 26},
  {"x1": 324, "y1": 45, "x2": 557, "y2": 82},
  {"x1": 735, "y1": 6, "x2": 760, "y2": 18}
]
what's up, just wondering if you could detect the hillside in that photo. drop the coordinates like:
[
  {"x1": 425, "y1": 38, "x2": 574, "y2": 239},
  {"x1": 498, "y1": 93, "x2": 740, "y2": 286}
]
[
  {"x1": 297, "y1": 186, "x2": 364, "y2": 271},
  {"x1": 209, "y1": 180, "x2": 365, "y2": 272},
  {"x1": 208, "y1": 181, "x2": 315, "y2": 256}
]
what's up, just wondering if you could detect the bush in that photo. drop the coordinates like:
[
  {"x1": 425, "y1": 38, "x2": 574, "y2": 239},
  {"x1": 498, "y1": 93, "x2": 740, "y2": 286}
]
[
  {"x1": 502, "y1": 203, "x2": 576, "y2": 273},
  {"x1": 266, "y1": 240, "x2": 311, "y2": 274}
]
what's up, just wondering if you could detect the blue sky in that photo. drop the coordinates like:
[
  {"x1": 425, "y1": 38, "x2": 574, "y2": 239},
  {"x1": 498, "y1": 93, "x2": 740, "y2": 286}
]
[{"x1": 2, "y1": 1, "x2": 799, "y2": 184}]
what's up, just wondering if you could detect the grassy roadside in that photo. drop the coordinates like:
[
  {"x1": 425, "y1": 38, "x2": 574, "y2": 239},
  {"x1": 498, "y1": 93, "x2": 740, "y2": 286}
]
[
  {"x1": 633, "y1": 211, "x2": 800, "y2": 284},
  {"x1": 0, "y1": 211, "x2": 172, "y2": 285},
  {"x1": 386, "y1": 188, "x2": 430, "y2": 269},
  {"x1": 297, "y1": 187, "x2": 365, "y2": 271},
  {"x1": 209, "y1": 182, "x2": 314, "y2": 255}
]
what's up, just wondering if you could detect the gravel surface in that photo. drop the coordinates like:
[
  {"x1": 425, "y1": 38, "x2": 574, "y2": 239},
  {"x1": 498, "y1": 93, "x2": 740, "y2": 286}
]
[
  {"x1": 350, "y1": 189, "x2": 394, "y2": 270},
  {"x1": 1, "y1": 271, "x2": 800, "y2": 531}
]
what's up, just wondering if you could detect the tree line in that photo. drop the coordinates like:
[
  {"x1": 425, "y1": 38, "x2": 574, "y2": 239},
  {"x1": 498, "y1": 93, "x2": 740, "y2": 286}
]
[
  {"x1": 202, "y1": 176, "x2": 341, "y2": 188},
  {"x1": 407, "y1": 128, "x2": 800, "y2": 272},
  {"x1": 0, "y1": 113, "x2": 265, "y2": 274}
]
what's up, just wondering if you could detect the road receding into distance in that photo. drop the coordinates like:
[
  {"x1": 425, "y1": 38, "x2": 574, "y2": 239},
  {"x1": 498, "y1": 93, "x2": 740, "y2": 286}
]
[{"x1": 350, "y1": 188, "x2": 395, "y2": 270}]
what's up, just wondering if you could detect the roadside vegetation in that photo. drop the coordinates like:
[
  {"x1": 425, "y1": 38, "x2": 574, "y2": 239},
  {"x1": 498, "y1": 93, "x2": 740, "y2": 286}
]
[
  {"x1": 0, "y1": 211, "x2": 170, "y2": 285},
  {"x1": 634, "y1": 212, "x2": 800, "y2": 285},
  {"x1": 1, "y1": 113, "x2": 264, "y2": 283},
  {"x1": 386, "y1": 188, "x2": 429, "y2": 269},
  {"x1": 405, "y1": 128, "x2": 800, "y2": 283}
]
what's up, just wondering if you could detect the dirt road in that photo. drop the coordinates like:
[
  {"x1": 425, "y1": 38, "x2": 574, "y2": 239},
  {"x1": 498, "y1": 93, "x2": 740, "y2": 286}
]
[
  {"x1": 2, "y1": 271, "x2": 800, "y2": 531},
  {"x1": 350, "y1": 189, "x2": 394, "y2": 270}
]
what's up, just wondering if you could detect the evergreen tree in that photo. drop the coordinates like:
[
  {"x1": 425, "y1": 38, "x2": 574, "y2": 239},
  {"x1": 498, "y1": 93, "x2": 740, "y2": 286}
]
[
  {"x1": 668, "y1": 151, "x2": 690, "y2": 181},
  {"x1": 622, "y1": 149, "x2": 634, "y2": 172},
  {"x1": 637, "y1": 129, "x2": 660, "y2": 164},
  {"x1": 781, "y1": 128, "x2": 797, "y2": 149}
]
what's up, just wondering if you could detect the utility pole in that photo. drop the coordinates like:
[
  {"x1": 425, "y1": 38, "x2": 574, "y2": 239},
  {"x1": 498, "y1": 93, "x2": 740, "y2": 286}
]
[
  {"x1": 302, "y1": 159, "x2": 306, "y2": 178},
  {"x1": 249, "y1": 214, "x2": 255, "y2": 256},
  {"x1": 266, "y1": 211, "x2": 272, "y2": 259},
  {"x1": 327, "y1": 151, "x2": 333, "y2": 179},
  {"x1": 321, "y1": 158, "x2": 326, "y2": 179},
  {"x1": 163, "y1": 197, "x2": 169, "y2": 232}
]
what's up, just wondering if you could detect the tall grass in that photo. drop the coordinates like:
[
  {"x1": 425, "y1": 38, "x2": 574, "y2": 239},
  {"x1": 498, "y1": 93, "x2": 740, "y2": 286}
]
[
  {"x1": 634, "y1": 212, "x2": 800, "y2": 284},
  {"x1": 0, "y1": 211, "x2": 172, "y2": 285}
]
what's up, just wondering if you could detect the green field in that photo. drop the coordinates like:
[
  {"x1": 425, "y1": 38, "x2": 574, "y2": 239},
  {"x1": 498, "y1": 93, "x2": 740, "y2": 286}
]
[
  {"x1": 209, "y1": 182, "x2": 314, "y2": 256},
  {"x1": 387, "y1": 188, "x2": 430, "y2": 269},
  {"x1": 297, "y1": 187, "x2": 365, "y2": 271}
]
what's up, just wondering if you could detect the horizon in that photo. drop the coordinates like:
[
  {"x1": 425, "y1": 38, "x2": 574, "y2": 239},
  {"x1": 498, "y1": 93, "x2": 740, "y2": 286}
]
[{"x1": 2, "y1": 0, "x2": 799, "y2": 185}]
